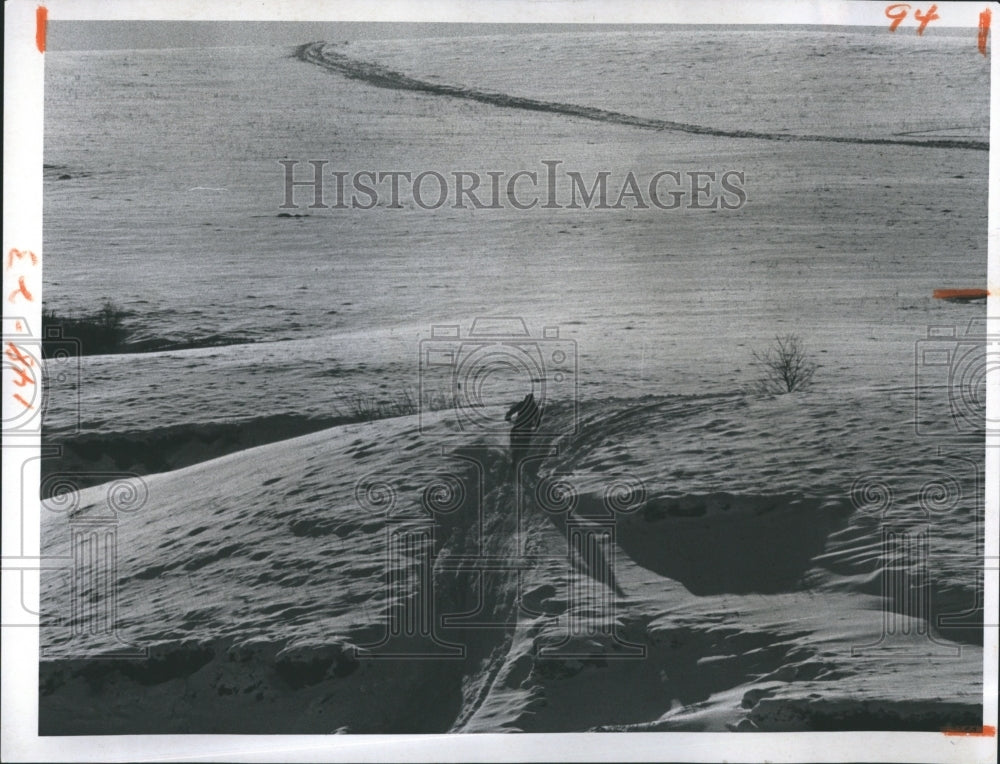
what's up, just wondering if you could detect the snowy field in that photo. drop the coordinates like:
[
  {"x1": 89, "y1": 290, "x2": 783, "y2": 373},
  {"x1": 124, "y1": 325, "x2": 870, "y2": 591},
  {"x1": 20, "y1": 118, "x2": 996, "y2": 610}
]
[{"x1": 36, "y1": 25, "x2": 989, "y2": 734}]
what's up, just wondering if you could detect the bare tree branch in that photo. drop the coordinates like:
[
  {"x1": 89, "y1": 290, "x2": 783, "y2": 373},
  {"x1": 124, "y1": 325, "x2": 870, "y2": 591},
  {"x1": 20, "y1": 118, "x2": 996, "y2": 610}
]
[{"x1": 751, "y1": 334, "x2": 818, "y2": 393}]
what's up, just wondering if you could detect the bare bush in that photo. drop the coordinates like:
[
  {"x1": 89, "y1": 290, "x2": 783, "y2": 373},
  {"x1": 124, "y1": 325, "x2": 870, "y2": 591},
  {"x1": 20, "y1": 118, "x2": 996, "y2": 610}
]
[
  {"x1": 348, "y1": 389, "x2": 418, "y2": 421},
  {"x1": 41, "y1": 299, "x2": 128, "y2": 357},
  {"x1": 751, "y1": 334, "x2": 818, "y2": 393},
  {"x1": 343, "y1": 386, "x2": 463, "y2": 423}
]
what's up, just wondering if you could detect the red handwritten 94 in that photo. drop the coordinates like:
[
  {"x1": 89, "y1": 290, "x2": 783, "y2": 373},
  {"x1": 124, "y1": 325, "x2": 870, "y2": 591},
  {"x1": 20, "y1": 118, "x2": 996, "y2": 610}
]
[{"x1": 885, "y1": 3, "x2": 992, "y2": 55}]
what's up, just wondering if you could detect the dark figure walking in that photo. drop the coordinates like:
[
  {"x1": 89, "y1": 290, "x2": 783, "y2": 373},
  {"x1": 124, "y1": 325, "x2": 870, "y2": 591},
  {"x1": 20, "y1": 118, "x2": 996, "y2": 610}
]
[{"x1": 505, "y1": 393, "x2": 542, "y2": 468}]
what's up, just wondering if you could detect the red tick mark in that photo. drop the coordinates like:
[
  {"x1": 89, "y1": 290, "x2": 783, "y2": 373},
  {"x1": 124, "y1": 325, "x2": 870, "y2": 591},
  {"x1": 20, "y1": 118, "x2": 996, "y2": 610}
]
[
  {"x1": 36, "y1": 6, "x2": 47, "y2": 54},
  {"x1": 932, "y1": 288, "x2": 989, "y2": 301},
  {"x1": 980, "y1": 8, "x2": 992, "y2": 56},
  {"x1": 943, "y1": 724, "x2": 996, "y2": 737}
]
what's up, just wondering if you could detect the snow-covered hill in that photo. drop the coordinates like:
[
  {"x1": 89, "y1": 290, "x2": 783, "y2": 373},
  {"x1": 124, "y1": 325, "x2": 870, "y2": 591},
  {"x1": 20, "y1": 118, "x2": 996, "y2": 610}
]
[{"x1": 39, "y1": 391, "x2": 983, "y2": 733}]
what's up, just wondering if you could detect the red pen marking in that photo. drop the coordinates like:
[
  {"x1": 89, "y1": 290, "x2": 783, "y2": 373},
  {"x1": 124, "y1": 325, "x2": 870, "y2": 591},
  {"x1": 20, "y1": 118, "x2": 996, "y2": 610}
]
[
  {"x1": 10, "y1": 365, "x2": 35, "y2": 387},
  {"x1": 943, "y1": 724, "x2": 996, "y2": 737},
  {"x1": 6, "y1": 248, "x2": 38, "y2": 269},
  {"x1": 36, "y1": 6, "x2": 47, "y2": 54},
  {"x1": 933, "y1": 288, "x2": 989, "y2": 300},
  {"x1": 15, "y1": 321, "x2": 23, "y2": 331},
  {"x1": 5, "y1": 343, "x2": 35, "y2": 367},
  {"x1": 13, "y1": 393, "x2": 34, "y2": 410},
  {"x1": 980, "y1": 8, "x2": 992, "y2": 55},
  {"x1": 886, "y1": 3, "x2": 911, "y2": 31},
  {"x1": 914, "y1": 4, "x2": 939, "y2": 35},
  {"x1": 7, "y1": 275, "x2": 34, "y2": 303}
]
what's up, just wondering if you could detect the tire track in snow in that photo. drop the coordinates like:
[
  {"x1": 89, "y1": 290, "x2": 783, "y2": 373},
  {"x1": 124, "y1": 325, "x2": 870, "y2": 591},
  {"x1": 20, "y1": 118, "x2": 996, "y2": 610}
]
[{"x1": 296, "y1": 42, "x2": 987, "y2": 152}]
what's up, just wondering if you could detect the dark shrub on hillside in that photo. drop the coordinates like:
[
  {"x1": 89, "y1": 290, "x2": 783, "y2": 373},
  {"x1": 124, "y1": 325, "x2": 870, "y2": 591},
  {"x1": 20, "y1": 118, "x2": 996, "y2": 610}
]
[{"x1": 41, "y1": 300, "x2": 128, "y2": 357}]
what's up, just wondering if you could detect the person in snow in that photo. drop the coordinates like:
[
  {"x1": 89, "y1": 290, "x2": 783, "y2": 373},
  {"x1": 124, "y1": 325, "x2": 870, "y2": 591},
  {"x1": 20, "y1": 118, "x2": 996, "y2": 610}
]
[{"x1": 504, "y1": 392, "x2": 542, "y2": 467}]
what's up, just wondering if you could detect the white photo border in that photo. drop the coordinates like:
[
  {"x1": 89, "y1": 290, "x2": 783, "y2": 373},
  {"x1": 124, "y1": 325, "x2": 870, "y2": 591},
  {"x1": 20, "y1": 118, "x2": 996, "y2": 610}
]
[{"x1": 3, "y1": 1, "x2": 997, "y2": 761}]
